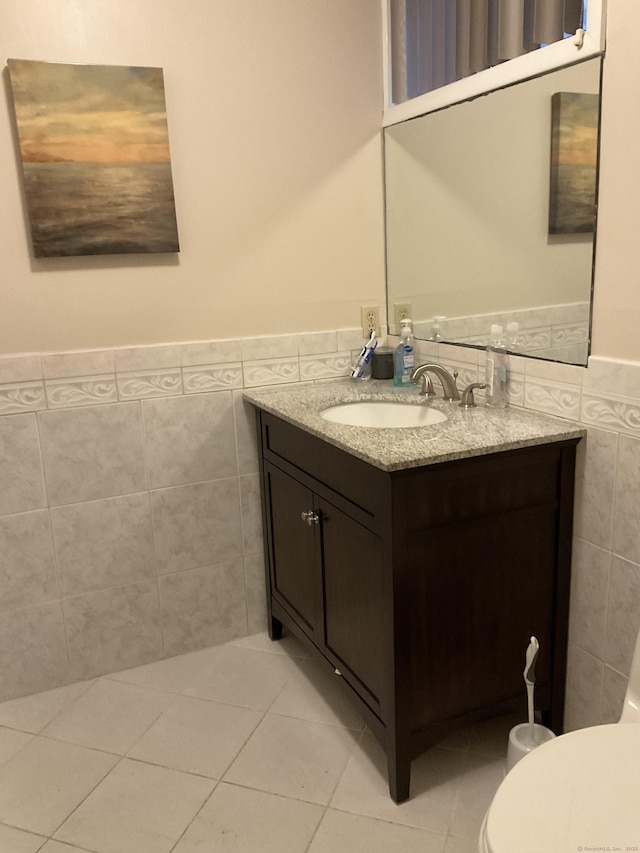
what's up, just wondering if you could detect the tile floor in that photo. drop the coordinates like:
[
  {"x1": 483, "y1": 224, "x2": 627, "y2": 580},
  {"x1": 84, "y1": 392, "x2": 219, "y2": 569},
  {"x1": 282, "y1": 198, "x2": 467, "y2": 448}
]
[{"x1": 0, "y1": 631, "x2": 515, "y2": 853}]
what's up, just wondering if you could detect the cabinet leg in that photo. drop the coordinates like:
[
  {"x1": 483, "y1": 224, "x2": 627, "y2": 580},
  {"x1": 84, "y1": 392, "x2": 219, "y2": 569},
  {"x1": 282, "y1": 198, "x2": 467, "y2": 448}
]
[
  {"x1": 268, "y1": 615, "x2": 283, "y2": 641},
  {"x1": 387, "y1": 752, "x2": 411, "y2": 804}
]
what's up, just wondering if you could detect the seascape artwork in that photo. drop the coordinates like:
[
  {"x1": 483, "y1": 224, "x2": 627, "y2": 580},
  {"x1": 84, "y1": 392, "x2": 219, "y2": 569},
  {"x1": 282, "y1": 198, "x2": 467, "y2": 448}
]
[
  {"x1": 548, "y1": 91, "x2": 599, "y2": 235},
  {"x1": 7, "y1": 59, "x2": 180, "y2": 257}
]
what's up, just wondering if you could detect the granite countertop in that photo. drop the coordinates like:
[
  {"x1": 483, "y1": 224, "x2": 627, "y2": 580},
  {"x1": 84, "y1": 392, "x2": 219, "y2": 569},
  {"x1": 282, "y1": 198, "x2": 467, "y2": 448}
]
[{"x1": 244, "y1": 379, "x2": 585, "y2": 472}]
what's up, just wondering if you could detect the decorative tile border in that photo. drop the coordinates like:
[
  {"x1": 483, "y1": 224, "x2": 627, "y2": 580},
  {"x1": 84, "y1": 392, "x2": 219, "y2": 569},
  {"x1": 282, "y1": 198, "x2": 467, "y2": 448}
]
[
  {"x1": 299, "y1": 352, "x2": 351, "y2": 381},
  {"x1": 507, "y1": 373, "x2": 525, "y2": 407},
  {"x1": 3, "y1": 332, "x2": 640, "y2": 435},
  {"x1": 552, "y1": 323, "x2": 589, "y2": 346},
  {"x1": 518, "y1": 328, "x2": 552, "y2": 351},
  {"x1": 523, "y1": 377, "x2": 582, "y2": 420},
  {"x1": 117, "y1": 369, "x2": 183, "y2": 401},
  {"x1": 45, "y1": 376, "x2": 118, "y2": 409},
  {"x1": 243, "y1": 357, "x2": 300, "y2": 388},
  {"x1": 0, "y1": 335, "x2": 356, "y2": 411},
  {"x1": 581, "y1": 392, "x2": 640, "y2": 436},
  {"x1": 0, "y1": 380, "x2": 46, "y2": 414},
  {"x1": 183, "y1": 363, "x2": 243, "y2": 393}
]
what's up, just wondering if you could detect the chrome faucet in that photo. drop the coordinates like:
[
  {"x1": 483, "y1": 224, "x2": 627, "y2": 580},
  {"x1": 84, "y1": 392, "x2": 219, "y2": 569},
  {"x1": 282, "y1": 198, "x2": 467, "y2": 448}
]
[{"x1": 411, "y1": 363, "x2": 460, "y2": 402}]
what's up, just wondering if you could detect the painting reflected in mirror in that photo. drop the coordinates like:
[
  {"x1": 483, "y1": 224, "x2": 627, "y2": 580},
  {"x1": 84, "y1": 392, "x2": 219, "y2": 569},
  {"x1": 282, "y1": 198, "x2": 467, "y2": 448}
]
[
  {"x1": 549, "y1": 91, "x2": 599, "y2": 235},
  {"x1": 384, "y1": 58, "x2": 601, "y2": 366}
]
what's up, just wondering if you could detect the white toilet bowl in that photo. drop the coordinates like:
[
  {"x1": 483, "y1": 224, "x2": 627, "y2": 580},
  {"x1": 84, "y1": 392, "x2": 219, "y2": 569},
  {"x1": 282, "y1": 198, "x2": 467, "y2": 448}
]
[
  {"x1": 479, "y1": 627, "x2": 640, "y2": 852},
  {"x1": 479, "y1": 723, "x2": 640, "y2": 852}
]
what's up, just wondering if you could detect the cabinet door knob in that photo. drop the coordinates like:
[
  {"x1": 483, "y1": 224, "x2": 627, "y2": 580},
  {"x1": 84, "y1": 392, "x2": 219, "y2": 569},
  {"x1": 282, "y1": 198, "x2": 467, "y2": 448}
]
[{"x1": 301, "y1": 510, "x2": 319, "y2": 526}]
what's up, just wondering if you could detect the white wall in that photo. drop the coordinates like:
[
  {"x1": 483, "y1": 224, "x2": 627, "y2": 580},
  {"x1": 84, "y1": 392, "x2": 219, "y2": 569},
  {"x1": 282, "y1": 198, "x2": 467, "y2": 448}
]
[
  {"x1": 591, "y1": 0, "x2": 640, "y2": 361},
  {"x1": 0, "y1": 0, "x2": 385, "y2": 354}
]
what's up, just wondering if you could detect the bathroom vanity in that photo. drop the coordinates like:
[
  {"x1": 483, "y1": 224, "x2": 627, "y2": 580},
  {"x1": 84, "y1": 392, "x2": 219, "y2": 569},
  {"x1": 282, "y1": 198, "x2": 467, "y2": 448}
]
[{"x1": 245, "y1": 382, "x2": 583, "y2": 803}]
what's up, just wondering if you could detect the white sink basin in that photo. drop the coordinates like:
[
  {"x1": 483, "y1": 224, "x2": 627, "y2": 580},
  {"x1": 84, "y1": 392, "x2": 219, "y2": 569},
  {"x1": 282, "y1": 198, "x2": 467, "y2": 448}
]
[{"x1": 320, "y1": 401, "x2": 448, "y2": 429}]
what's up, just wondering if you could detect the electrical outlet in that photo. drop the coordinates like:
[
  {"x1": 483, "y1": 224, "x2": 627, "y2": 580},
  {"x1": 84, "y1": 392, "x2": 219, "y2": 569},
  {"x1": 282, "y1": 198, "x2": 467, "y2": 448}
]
[
  {"x1": 394, "y1": 302, "x2": 412, "y2": 333},
  {"x1": 361, "y1": 305, "x2": 380, "y2": 339}
]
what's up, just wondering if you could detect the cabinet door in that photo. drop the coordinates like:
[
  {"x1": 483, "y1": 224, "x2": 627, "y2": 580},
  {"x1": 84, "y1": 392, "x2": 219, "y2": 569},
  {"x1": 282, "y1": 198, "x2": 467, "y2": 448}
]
[
  {"x1": 319, "y1": 496, "x2": 386, "y2": 711},
  {"x1": 265, "y1": 463, "x2": 321, "y2": 641},
  {"x1": 404, "y1": 507, "x2": 557, "y2": 728}
]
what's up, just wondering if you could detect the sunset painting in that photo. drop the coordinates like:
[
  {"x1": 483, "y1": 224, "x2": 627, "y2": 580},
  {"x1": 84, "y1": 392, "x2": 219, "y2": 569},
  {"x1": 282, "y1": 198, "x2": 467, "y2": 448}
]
[
  {"x1": 548, "y1": 91, "x2": 599, "y2": 235},
  {"x1": 8, "y1": 59, "x2": 180, "y2": 257}
]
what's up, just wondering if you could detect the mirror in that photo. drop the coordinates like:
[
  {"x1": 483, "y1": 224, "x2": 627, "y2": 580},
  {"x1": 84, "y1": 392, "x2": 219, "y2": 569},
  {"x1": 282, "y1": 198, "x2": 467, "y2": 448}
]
[{"x1": 384, "y1": 57, "x2": 602, "y2": 366}]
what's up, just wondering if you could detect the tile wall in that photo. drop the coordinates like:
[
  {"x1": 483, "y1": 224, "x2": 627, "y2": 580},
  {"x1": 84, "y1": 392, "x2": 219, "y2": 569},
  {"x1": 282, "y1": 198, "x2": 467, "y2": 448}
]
[
  {"x1": 0, "y1": 331, "x2": 362, "y2": 702},
  {"x1": 1, "y1": 331, "x2": 639, "y2": 734}
]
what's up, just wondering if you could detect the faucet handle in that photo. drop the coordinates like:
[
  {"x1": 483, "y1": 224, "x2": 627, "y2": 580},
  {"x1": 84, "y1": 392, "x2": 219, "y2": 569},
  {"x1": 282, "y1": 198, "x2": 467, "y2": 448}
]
[{"x1": 460, "y1": 382, "x2": 486, "y2": 408}]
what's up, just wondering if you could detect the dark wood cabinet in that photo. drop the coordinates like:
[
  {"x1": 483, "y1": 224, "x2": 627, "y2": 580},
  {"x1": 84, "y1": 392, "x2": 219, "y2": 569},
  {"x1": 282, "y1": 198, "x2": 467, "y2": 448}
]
[{"x1": 256, "y1": 409, "x2": 578, "y2": 802}]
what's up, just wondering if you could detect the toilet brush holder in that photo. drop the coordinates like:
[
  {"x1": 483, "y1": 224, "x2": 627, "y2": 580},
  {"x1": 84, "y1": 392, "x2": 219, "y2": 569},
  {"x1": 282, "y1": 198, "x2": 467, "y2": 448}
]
[{"x1": 506, "y1": 722, "x2": 556, "y2": 773}]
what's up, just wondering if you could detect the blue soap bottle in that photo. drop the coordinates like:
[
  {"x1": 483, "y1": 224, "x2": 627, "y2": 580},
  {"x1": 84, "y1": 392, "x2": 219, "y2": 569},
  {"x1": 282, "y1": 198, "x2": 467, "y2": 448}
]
[{"x1": 393, "y1": 319, "x2": 416, "y2": 386}]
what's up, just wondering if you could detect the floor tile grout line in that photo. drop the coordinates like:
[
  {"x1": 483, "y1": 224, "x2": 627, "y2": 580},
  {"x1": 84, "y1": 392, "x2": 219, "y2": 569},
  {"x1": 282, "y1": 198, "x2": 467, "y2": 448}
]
[
  {"x1": 204, "y1": 705, "x2": 268, "y2": 782},
  {"x1": 36, "y1": 678, "x2": 99, "y2": 736},
  {"x1": 101, "y1": 671, "x2": 195, "y2": 696},
  {"x1": 265, "y1": 707, "x2": 367, "y2": 733},
  {"x1": 6, "y1": 704, "x2": 266, "y2": 782},
  {"x1": 46, "y1": 752, "x2": 127, "y2": 847},
  {"x1": 0, "y1": 821, "x2": 49, "y2": 850},
  {"x1": 206, "y1": 775, "x2": 341, "y2": 810},
  {"x1": 164, "y1": 780, "x2": 331, "y2": 853},
  {"x1": 98, "y1": 668, "x2": 291, "y2": 716},
  {"x1": 35, "y1": 679, "x2": 181, "y2": 760},
  {"x1": 14, "y1": 712, "x2": 270, "y2": 788},
  {"x1": 167, "y1": 778, "x2": 221, "y2": 853},
  {"x1": 119, "y1": 692, "x2": 184, "y2": 761},
  {"x1": 303, "y1": 802, "x2": 330, "y2": 853},
  {"x1": 50, "y1": 754, "x2": 220, "y2": 852},
  {"x1": 47, "y1": 836, "x2": 101, "y2": 853},
  {"x1": 19, "y1": 730, "x2": 124, "y2": 761},
  {"x1": 319, "y1": 803, "x2": 452, "y2": 846}
]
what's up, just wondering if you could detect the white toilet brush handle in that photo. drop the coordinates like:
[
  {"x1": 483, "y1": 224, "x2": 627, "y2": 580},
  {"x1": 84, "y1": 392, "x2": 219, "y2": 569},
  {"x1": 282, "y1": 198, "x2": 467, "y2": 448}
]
[
  {"x1": 524, "y1": 636, "x2": 539, "y2": 745},
  {"x1": 527, "y1": 682, "x2": 535, "y2": 744}
]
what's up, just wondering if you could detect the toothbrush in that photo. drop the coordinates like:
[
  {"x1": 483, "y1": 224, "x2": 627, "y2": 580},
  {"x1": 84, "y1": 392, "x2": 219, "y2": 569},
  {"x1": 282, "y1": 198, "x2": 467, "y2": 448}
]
[
  {"x1": 351, "y1": 330, "x2": 378, "y2": 379},
  {"x1": 524, "y1": 636, "x2": 539, "y2": 746}
]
